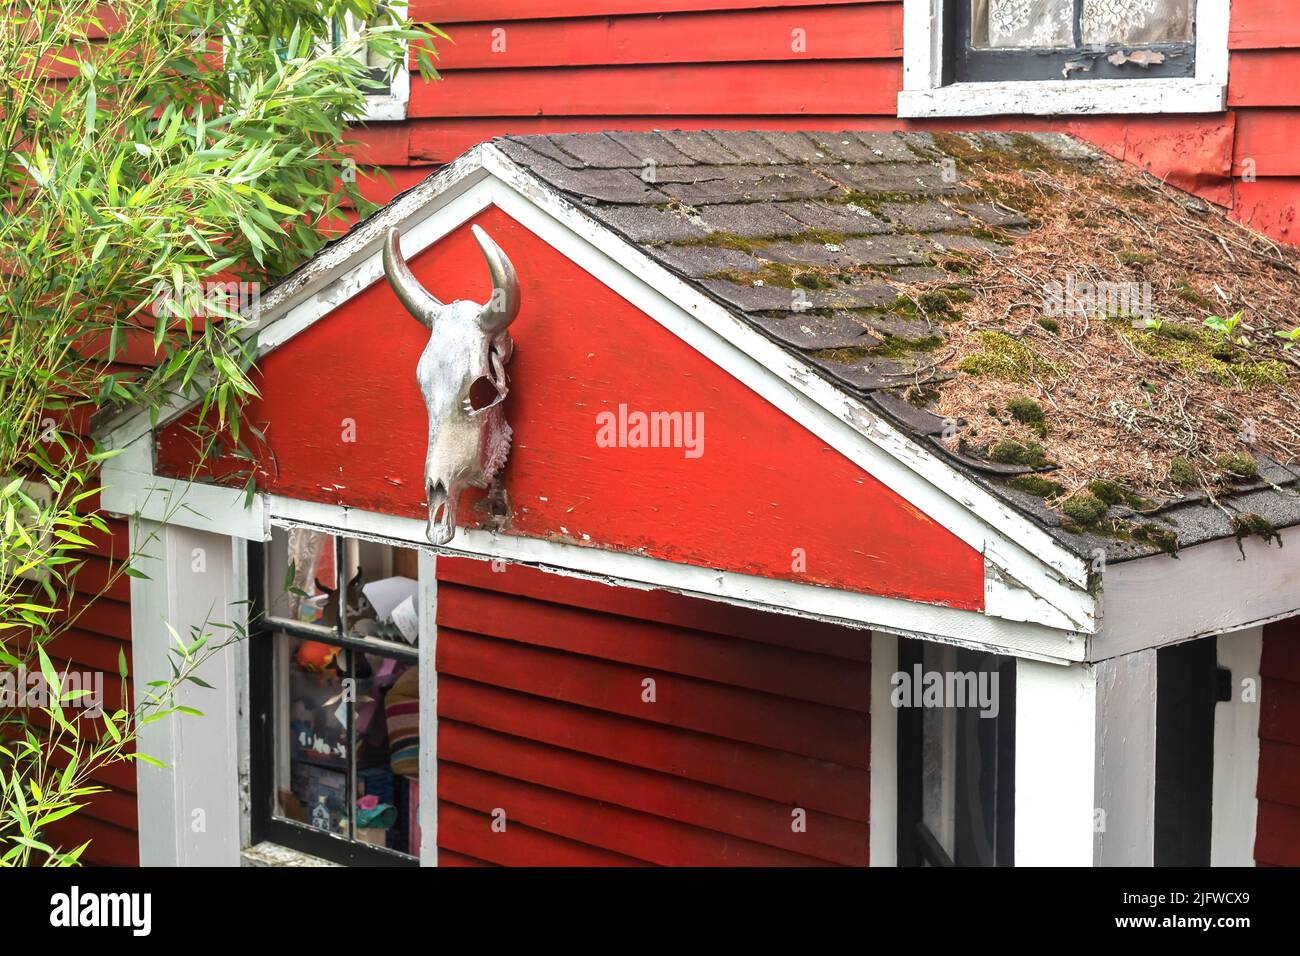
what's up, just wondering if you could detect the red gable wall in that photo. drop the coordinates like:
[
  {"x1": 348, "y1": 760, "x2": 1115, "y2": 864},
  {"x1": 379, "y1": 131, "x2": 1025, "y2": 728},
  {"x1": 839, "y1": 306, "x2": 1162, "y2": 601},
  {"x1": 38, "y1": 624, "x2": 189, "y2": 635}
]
[{"x1": 156, "y1": 205, "x2": 986, "y2": 610}]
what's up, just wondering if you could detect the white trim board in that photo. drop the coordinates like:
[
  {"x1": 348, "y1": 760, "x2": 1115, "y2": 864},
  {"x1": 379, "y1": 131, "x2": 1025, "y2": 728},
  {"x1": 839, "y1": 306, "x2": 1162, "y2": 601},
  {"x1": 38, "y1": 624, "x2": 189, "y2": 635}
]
[
  {"x1": 898, "y1": 0, "x2": 1230, "y2": 118},
  {"x1": 1094, "y1": 533, "x2": 1300, "y2": 661},
  {"x1": 869, "y1": 632, "x2": 899, "y2": 866},
  {"x1": 266, "y1": 494, "x2": 1084, "y2": 663},
  {"x1": 1211, "y1": 626, "x2": 1262, "y2": 867},
  {"x1": 96, "y1": 141, "x2": 1108, "y2": 637}
]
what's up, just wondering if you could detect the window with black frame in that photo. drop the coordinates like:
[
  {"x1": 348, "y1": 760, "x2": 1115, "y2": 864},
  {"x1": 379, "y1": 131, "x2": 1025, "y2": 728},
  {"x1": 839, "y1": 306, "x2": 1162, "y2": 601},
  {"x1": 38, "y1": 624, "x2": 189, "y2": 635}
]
[
  {"x1": 950, "y1": 1, "x2": 1196, "y2": 83},
  {"x1": 249, "y1": 528, "x2": 422, "y2": 866}
]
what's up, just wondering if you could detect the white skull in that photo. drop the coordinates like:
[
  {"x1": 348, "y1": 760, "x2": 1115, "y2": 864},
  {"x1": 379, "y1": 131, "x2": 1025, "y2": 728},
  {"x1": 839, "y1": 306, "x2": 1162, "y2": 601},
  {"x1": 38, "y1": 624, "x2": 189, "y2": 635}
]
[{"x1": 382, "y1": 225, "x2": 521, "y2": 544}]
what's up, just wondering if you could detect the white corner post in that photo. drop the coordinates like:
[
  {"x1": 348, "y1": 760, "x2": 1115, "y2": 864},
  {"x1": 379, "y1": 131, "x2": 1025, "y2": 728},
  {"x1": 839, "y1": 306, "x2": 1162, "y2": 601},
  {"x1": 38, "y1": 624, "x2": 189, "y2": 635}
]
[
  {"x1": 869, "y1": 631, "x2": 898, "y2": 867},
  {"x1": 417, "y1": 549, "x2": 439, "y2": 866},
  {"x1": 1016, "y1": 653, "x2": 1159, "y2": 866},
  {"x1": 1015, "y1": 659, "x2": 1097, "y2": 865},
  {"x1": 130, "y1": 519, "x2": 244, "y2": 866},
  {"x1": 1212, "y1": 626, "x2": 1263, "y2": 866},
  {"x1": 1094, "y1": 650, "x2": 1158, "y2": 866}
]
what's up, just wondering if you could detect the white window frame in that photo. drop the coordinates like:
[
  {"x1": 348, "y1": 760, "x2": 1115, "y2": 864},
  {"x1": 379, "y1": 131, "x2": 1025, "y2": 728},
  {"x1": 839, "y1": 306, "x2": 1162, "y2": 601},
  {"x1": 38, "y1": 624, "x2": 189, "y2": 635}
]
[
  {"x1": 898, "y1": 0, "x2": 1230, "y2": 117},
  {"x1": 333, "y1": 11, "x2": 410, "y2": 123}
]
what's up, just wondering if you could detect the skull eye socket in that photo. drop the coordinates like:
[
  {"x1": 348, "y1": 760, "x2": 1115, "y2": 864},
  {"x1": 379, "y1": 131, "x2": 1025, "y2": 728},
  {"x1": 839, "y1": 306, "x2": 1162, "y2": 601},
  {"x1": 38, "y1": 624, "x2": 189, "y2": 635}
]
[{"x1": 467, "y1": 375, "x2": 500, "y2": 411}]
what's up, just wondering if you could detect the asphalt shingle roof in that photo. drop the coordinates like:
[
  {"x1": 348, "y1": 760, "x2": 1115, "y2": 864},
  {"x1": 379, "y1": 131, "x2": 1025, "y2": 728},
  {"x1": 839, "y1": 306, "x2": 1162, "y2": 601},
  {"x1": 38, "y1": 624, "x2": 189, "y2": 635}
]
[{"x1": 492, "y1": 129, "x2": 1300, "y2": 561}]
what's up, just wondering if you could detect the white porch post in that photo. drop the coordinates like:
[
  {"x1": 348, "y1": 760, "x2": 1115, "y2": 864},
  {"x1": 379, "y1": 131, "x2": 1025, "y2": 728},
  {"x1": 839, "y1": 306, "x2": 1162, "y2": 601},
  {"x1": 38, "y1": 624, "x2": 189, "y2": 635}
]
[
  {"x1": 1212, "y1": 626, "x2": 1263, "y2": 866},
  {"x1": 869, "y1": 631, "x2": 898, "y2": 866},
  {"x1": 130, "y1": 519, "x2": 243, "y2": 866},
  {"x1": 1016, "y1": 652, "x2": 1161, "y2": 866},
  {"x1": 417, "y1": 549, "x2": 439, "y2": 866},
  {"x1": 1094, "y1": 650, "x2": 1158, "y2": 866},
  {"x1": 1014, "y1": 659, "x2": 1098, "y2": 866}
]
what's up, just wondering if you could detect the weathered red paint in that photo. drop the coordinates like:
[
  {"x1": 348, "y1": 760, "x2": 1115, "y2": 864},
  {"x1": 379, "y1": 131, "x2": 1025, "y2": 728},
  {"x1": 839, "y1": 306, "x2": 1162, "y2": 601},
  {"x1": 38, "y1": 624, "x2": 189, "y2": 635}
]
[
  {"x1": 409, "y1": 60, "x2": 903, "y2": 117},
  {"x1": 157, "y1": 205, "x2": 986, "y2": 609},
  {"x1": 422, "y1": 6, "x2": 901, "y2": 70}
]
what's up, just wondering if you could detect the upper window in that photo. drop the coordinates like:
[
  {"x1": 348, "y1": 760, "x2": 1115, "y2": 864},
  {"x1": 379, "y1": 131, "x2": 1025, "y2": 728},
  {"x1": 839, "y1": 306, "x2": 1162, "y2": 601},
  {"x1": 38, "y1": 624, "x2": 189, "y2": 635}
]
[
  {"x1": 899, "y1": 0, "x2": 1229, "y2": 117},
  {"x1": 329, "y1": 9, "x2": 410, "y2": 122}
]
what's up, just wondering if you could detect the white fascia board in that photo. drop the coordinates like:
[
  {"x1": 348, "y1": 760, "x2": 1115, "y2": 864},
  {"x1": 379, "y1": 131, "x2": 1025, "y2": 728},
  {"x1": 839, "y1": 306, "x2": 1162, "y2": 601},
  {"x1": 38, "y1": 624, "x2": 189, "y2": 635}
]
[
  {"x1": 1093, "y1": 533, "x2": 1300, "y2": 661},
  {"x1": 480, "y1": 145, "x2": 1095, "y2": 629},
  {"x1": 102, "y1": 435, "x2": 268, "y2": 541},
  {"x1": 268, "y1": 493, "x2": 1085, "y2": 663},
  {"x1": 899, "y1": 0, "x2": 1229, "y2": 118}
]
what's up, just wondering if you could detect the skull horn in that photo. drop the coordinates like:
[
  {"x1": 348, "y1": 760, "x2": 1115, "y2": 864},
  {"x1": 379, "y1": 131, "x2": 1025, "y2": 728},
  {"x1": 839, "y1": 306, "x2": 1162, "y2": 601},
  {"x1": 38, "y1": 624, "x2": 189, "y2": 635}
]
[
  {"x1": 471, "y1": 224, "x2": 521, "y2": 334},
  {"x1": 383, "y1": 227, "x2": 442, "y2": 330}
]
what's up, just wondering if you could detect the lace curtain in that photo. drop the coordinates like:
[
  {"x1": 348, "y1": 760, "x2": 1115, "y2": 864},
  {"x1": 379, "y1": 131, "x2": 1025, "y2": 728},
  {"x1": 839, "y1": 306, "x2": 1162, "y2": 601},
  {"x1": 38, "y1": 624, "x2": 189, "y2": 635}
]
[
  {"x1": 1081, "y1": 0, "x2": 1193, "y2": 46},
  {"x1": 972, "y1": 0, "x2": 1194, "y2": 50}
]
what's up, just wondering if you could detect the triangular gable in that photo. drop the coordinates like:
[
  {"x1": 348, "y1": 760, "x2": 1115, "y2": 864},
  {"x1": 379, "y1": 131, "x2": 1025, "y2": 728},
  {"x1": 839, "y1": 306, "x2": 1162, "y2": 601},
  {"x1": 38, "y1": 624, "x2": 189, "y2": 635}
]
[
  {"x1": 156, "y1": 206, "x2": 986, "y2": 610},
  {"x1": 102, "y1": 143, "x2": 1096, "y2": 636}
]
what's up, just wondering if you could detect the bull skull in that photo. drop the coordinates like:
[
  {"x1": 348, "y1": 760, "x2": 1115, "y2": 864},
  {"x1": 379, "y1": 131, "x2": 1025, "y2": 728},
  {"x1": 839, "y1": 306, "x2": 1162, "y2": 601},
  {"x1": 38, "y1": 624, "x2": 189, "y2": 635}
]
[{"x1": 382, "y1": 225, "x2": 520, "y2": 545}]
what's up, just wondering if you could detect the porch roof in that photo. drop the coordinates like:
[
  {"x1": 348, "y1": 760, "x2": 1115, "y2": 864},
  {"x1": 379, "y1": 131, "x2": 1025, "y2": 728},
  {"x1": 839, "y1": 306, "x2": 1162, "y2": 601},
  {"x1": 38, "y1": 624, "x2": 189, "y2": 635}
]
[{"x1": 489, "y1": 129, "x2": 1300, "y2": 562}]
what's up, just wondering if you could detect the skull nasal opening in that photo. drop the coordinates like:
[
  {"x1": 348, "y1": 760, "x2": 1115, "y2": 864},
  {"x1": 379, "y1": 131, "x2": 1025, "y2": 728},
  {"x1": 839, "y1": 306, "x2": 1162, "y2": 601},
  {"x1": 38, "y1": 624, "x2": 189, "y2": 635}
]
[{"x1": 468, "y1": 376, "x2": 499, "y2": 411}]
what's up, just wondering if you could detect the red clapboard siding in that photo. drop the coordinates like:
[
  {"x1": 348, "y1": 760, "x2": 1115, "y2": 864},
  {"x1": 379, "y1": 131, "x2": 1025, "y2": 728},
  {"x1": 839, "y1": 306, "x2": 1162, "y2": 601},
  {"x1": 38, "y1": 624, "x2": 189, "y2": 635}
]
[
  {"x1": 427, "y1": 6, "x2": 901, "y2": 69},
  {"x1": 1233, "y1": 110, "x2": 1300, "y2": 177},
  {"x1": 435, "y1": 557, "x2": 871, "y2": 866},
  {"x1": 59, "y1": 593, "x2": 131, "y2": 640},
  {"x1": 45, "y1": 814, "x2": 139, "y2": 866},
  {"x1": 1255, "y1": 617, "x2": 1300, "y2": 866},
  {"x1": 436, "y1": 558, "x2": 873, "y2": 660},
  {"x1": 440, "y1": 676, "x2": 872, "y2": 819},
  {"x1": 14, "y1": 628, "x2": 131, "y2": 678},
  {"x1": 1231, "y1": 0, "x2": 1300, "y2": 49},
  {"x1": 72, "y1": 555, "x2": 133, "y2": 603},
  {"x1": 442, "y1": 719, "x2": 869, "y2": 864},
  {"x1": 441, "y1": 762, "x2": 832, "y2": 865},
  {"x1": 1229, "y1": 50, "x2": 1300, "y2": 107},
  {"x1": 1234, "y1": 177, "x2": 1300, "y2": 245},
  {"x1": 411, "y1": 60, "x2": 901, "y2": 116},
  {"x1": 407, "y1": 114, "x2": 902, "y2": 163},
  {"x1": 437, "y1": 584, "x2": 871, "y2": 709},
  {"x1": 1256, "y1": 801, "x2": 1300, "y2": 867},
  {"x1": 439, "y1": 629, "x2": 871, "y2": 765},
  {"x1": 345, "y1": 124, "x2": 413, "y2": 166},
  {"x1": 413, "y1": 0, "x2": 880, "y2": 23},
  {"x1": 439, "y1": 801, "x2": 644, "y2": 865},
  {"x1": 1258, "y1": 740, "x2": 1300, "y2": 807}
]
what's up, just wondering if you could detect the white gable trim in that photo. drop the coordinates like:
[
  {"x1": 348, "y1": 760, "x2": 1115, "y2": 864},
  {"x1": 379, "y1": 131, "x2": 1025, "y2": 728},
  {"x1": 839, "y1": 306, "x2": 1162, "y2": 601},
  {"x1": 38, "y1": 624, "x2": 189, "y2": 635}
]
[{"x1": 96, "y1": 145, "x2": 1099, "y2": 636}]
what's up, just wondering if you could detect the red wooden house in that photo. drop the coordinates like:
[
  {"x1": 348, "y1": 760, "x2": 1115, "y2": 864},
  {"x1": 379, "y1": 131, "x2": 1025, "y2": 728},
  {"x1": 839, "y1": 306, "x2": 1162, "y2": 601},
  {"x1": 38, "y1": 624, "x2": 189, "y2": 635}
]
[{"x1": 58, "y1": 0, "x2": 1300, "y2": 867}]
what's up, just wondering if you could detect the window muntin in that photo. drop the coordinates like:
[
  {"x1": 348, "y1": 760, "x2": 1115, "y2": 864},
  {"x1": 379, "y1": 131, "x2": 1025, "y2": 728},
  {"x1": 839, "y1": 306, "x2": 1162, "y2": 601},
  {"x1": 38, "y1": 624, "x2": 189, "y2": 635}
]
[{"x1": 252, "y1": 529, "x2": 422, "y2": 866}]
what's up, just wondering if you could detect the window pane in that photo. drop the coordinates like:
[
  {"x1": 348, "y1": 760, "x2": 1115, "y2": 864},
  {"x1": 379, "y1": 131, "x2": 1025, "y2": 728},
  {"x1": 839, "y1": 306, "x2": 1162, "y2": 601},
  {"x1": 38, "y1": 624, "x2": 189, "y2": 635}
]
[
  {"x1": 274, "y1": 633, "x2": 351, "y2": 838},
  {"x1": 354, "y1": 655, "x2": 420, "y2": 857},
  {"x1": 1081, "y1": 0, "x2": 1194, "y2": 46},
  {"x1": 341, "y1": 538, "x2": 421, "y2": 646},
  {"x1": 266, "y1": 526, "x2": 338, "y2": 625},
  {"x1": 971, "y1": 0, "x2": 1075, "y2": 50}
]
